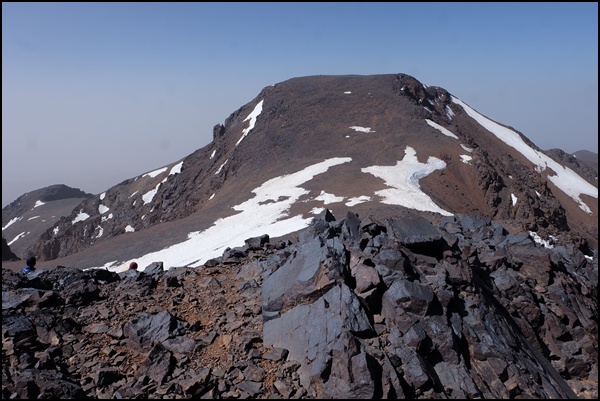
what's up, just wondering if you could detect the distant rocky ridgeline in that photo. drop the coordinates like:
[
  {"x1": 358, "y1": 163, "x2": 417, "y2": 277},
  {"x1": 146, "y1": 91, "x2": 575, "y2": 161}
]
[
  {"x1": 3, "y1": 184, "x2": 93, "y2": 214},
  {"x1": 2, "y1": 184, "x2": 94, "y2": 261},
  {"x1": 2, "y1": 210, "x2": 597, "y2": 399},
  {"x1": 545, "y1": 148, "x2": 598, "y2": 182}
]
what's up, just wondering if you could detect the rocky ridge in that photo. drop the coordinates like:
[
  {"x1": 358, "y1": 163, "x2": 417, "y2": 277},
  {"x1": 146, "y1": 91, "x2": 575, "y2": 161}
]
[
  {"x1": 2, "y1": 184, "x2": 93, "y2": 261},
  {"x1": 3, "y1": 210, "x2": 597, "y2": 399},
  {"x1": 1, "y1": 74, "x2": 594, "y2": 269}
]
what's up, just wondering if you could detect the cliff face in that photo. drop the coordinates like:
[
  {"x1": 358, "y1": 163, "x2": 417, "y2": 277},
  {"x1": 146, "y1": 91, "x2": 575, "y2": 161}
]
[{"x1": 2, "y1": 210, "x2": 597, "y2": 398}]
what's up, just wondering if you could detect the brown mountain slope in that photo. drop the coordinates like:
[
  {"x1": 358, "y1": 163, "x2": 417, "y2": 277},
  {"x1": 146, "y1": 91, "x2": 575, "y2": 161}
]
[{"x1": 2, "y1": 74, "x2": 597, "y2": 271}]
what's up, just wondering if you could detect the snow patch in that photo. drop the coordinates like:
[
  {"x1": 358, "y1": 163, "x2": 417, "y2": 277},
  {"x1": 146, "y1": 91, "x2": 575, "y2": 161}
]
[
  {"x1": 72, "y1": 210, "x2": 90, "y2": 224},
  {"x1": 349, "y1": 126, "x2": 375, "y2": 133},
  {"x1": 236, "y1": 100, "x2": 264, "y2": 146},
  {"x1": 96, "y1": 157, "x2": 352, "y2": 272},
  {"x1": 143, "y1": 167, "x2": 168, "y2": 178},
  {"x1": 460, "y1": 155, "x2": 472, "y2": 164},
  {"x1": 2, "y1": 217, "x2": 22, "y2": 230},
  {"x1": 361, "y1": 146, "x2": 452, "y2": 216},
  {"x1": 452, "y1": 96, "x2": 597, "y2": 213},
  {"x1": 142, "y1": 184, "x2": 161, "y2": 205},
  {"x1": 345, "y1": 196, "x2": 371, "y2": 207},
  {"x1": 8, "y1": 232, "x2": 27, "y2": 246},
  {"x1": 314, "y1": 191, "x2": 344, "y2": 204},
  {"x1": 426, "y1": 119, "x2": 458, "y2": 139},
  {"x1": 170, "y1": 162, "x2": 183, "y2": 175}
]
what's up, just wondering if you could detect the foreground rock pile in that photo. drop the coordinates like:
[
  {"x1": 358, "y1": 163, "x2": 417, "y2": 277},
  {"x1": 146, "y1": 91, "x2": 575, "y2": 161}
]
[{"x1": 2, "y1": 210, "x2": 598, "y2": 399}]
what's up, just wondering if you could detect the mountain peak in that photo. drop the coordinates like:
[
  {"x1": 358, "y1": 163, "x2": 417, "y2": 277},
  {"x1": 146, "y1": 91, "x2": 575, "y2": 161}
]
[
  {"x1": 2, "y1": 73, "x2": 597, "y2": 268},
  {"x1": 2, "y1": 73, "x2": 597, "y2": 399}
]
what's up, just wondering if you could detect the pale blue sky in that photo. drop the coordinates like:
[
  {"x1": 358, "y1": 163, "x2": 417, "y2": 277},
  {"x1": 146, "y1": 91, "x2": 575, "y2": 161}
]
[{"x1": 2, "y1": 2, "x2": 598, "y2": 207}]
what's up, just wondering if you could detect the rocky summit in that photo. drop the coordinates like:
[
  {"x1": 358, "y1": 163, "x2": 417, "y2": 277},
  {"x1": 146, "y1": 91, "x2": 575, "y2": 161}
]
[
  {"x1": 2, "y1": 210, "x2": 597, "y2": 398},
  {"x1": 2, "y1": 74, "x2": 597, "y2": 270},
  {"x1": 2, "y1": 73, "x2": 598, "y2": 399}
]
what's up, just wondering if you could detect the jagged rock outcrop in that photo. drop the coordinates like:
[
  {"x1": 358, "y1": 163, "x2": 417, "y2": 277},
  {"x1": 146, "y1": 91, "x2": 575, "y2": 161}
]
[
  {"x1": 3, "y1": 211, "x2": 597, "y2": 399},
  {"x1": 2, "y1": 238, "x2": 19, "y2": 262},
  {"x1": 546, "y1": 148, "x2": 598, "y2": 181}
]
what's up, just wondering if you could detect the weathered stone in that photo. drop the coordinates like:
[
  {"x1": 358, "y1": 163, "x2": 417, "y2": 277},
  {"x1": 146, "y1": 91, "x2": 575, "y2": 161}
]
[{"x1": 1, "y1": 210, "x2": 595, "y2": 399}]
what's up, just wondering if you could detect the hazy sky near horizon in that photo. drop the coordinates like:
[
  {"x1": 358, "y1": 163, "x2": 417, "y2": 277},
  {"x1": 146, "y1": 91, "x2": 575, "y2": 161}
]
[{"x1": 2, "y1": 2, "x2": 598, "y2": 208}]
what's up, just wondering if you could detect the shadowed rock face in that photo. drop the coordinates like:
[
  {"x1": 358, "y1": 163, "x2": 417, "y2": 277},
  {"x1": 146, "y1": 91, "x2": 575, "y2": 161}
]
[
  {"x1": 2, "y1": 211, "x2": 597, "y2": 399},
  {"x1": 2, "y1": 238, "x2": 19, "y2": 261},
  {"x1": 2, "y1": 74, "x2": 596, "y2": 268}
]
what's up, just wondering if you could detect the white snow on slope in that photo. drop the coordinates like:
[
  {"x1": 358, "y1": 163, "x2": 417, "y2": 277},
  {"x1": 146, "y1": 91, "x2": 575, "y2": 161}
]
[
  {"x1": 143, "y1": 167, "x2": 168, "y2": 178},
  {"x1": 96, "y1": 146, "x2": 456, "y2": 271},
  {"x1": 529, "y1": 231, "x2": 555, "y2": 249},
  {"x1": 452, "y1": 97, "x2": 597, "y2": 213},
  {"x1": 215, "y1": 159, "x2": 228, "y2": 175},
  {"x1": 426, "y1": 119, "x2": 458, "y2": 139},
  {"x1": 345, "y1": 196, "x2": 371, "y2": 207},
  {"x1": 170, "y1": 162, "x2": 183, "y2": 175},
  {"x1": 78, "y1": 95, "x2": 599, "y2": 273},
  {"x1": 314, "y1": 191, "x2": 344, "y2": 204},
  {"x1": 236, "y1": 100, "x2": 264, "y2": 146},
  {"x1": 2, "y1": 217, "x2": 22, "y2": 230},
  {"x1": 98, "y1": 157, "x2": 352, "y2": 272},
  {"x1": 8, "y1": 232, "x2": 27, "y2": 246},
  {"x1": 139, "y1": 162, "x2": 184, "y2": 206},
  {"x1": 142, "y1": 184, "x2": 161, "y2": 205},
  {"x1": 349, "y1": 126, "x2": 375, "y2": 133},
  {"x1": 445, "y1": 105, "x2": 454, "y2": 121},
  {"x1": 362, "y1": 146, "x2": 452, "y2": 216},
  {"x1": 72, "y1": 210, "x2": 90, "y2": 224}
]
